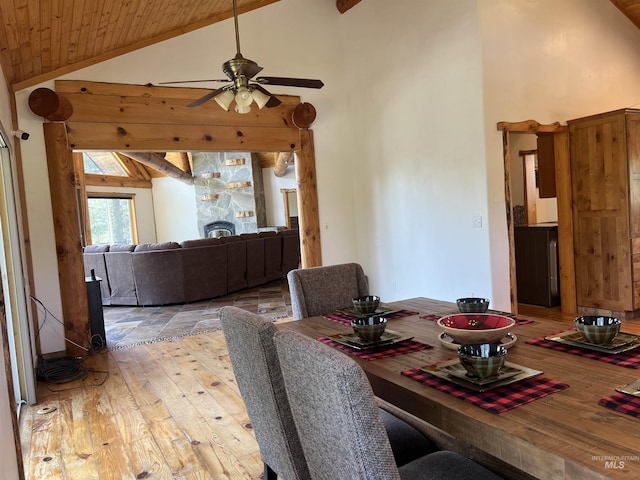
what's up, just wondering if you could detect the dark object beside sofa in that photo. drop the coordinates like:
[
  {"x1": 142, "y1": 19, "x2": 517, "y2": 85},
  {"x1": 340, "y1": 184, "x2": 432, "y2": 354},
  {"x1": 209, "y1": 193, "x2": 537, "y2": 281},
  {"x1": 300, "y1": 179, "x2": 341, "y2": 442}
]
[
  {"x1": 82, "y1": 244, "x2": 111, "y2": 304},
  {"x1": 83, "y1": 229, "x2": 300, "y2": 306}
]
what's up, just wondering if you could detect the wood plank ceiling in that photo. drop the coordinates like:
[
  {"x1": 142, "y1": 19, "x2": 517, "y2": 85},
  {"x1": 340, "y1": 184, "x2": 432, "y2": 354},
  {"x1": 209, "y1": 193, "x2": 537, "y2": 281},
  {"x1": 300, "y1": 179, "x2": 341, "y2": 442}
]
[
  {"x1": 0, "y1": 0, "x2": 636, "y2": 93},
  {"x1": 0, "y1": 0, "x2": 366, "y2": 93},
  {"x1": 0, "y1": 0, "x2": 281, "y2": 91}
]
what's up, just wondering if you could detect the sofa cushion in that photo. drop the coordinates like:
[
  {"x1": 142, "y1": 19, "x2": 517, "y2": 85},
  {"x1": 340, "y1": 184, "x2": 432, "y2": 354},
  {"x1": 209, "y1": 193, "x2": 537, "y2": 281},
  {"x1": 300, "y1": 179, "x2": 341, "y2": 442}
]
[
  {"x1": 109, "y1": 244, "x2": 136, "y2": 252},
  {"x1": 131, "y1": 249, "x2": 185, "y2": 305},
  {"x1": 221, "y1": 235, "x2": 247, "y2": 291},
  {"x1": 134, "y1": 242, "x2": 181, "y2": 252},
  {"x1": 180, "y1": 238, "x2": 222, "y2": 248},
  {"x1": 182, "y1": 241, "x2": 228, "y2": 301},
  {"x1": 104, "y1": 248, "x2": 138, "y2": 304},
  {"x1": 84, "y1": 244, "x2": 110, "y2": 253}
]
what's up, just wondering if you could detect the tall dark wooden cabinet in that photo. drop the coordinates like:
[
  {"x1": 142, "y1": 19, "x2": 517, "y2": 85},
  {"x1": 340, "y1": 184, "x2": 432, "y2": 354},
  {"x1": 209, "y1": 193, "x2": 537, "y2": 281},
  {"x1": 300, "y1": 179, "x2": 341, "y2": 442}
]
[{"x1": 568, "y1": 109, "x2": 640, "y2": 315}]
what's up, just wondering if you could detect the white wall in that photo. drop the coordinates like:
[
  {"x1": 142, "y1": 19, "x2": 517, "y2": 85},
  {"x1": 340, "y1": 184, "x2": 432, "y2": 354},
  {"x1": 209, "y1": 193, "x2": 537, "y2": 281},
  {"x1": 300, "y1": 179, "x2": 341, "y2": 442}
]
[
  {"x1": 480, "y1": 0, "x2": 640, "y2": 309},
  {"x1": 86, "y1": 185, "x2": 158, "y2": 244},
  {"x1": 151, "y1": 178, "x2": 199, "y2": 242},
  {"x1": 262, "y1": 166, "x2": 297, "y2": 227},
  {"x1": 341, "y1": 0, "x2": 491, "y2": 302}
]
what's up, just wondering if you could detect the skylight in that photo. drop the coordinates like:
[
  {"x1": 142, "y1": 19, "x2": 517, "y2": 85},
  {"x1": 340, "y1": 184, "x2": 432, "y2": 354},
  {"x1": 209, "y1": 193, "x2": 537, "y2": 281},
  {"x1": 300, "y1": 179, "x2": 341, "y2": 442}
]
[{"x1": 83, "y1": 152, "x2": 128, "y2": 177}]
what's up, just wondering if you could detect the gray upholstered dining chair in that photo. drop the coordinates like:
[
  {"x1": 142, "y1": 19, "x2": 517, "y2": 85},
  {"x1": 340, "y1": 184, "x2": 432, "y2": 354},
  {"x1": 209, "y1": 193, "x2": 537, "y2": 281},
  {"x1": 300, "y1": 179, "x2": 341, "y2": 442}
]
[
  {"x1": 220, "y1": 306, "x2": 311, "y2": 480},
  {"x1": 287, "y1": 263, "x2": 369, "y2": 319},
  {"x1": 220, "y1": 307, "x2": 439, "y2": 479},
  {"x1": 274, "y1": 329, "x2": 504, "y2": 480}
]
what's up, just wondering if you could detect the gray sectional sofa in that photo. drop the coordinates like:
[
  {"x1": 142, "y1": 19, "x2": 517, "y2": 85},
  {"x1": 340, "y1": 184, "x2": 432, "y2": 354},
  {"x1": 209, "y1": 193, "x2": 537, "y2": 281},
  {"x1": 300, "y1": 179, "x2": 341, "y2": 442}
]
[{"x1": 82, "y1": 229, "x2": 300, "y2": 306}]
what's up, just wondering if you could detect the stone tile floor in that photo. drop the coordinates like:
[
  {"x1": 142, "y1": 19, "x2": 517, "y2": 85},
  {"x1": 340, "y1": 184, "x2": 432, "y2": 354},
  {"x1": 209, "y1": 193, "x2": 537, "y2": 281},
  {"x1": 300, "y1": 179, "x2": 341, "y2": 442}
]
[{"x1": 103, "y1": 279, "x2": 292, "y2": 349}]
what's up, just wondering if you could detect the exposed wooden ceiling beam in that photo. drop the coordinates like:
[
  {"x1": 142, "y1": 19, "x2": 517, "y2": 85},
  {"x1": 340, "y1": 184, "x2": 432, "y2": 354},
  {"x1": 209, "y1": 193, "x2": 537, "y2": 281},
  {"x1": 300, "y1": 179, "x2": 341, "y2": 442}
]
[
  {"x1": 274, "y1": 151, "x2": 294, "y2": 177},
  {"x1": 120, "y1": 151, "x2": 194, "y2": 184},
  {"x1": 115, "y1": 152, "x2": 153, "y2": 180},
  {"x1": 84, "y1": 173, "x2": 152, "y2": 189}
]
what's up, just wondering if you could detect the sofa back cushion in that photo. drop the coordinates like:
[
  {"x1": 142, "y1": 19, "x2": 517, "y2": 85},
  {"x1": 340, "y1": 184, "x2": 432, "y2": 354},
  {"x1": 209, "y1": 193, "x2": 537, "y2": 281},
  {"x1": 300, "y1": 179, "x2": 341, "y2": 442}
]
[
  {"x1": 180, "y1": 238, "x2": 222, "y2": 248},
  {"x1": 134, "y1": 242, "x2": 180, "y2": 252},
  {"x1": 84, "y1": 244, "x2": 110, "y2": 253},
  {"x1": 109, "y1": 244, "x2": 136, "y2": 252},
  {"x1": 220, "y1": 235, "x2": 242, "y2": 244}
]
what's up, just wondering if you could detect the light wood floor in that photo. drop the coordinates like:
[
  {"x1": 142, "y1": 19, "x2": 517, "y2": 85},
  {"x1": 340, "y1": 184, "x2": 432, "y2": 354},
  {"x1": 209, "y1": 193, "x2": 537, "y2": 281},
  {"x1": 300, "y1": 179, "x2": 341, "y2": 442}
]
[
  {"x1": 20, "y1": 330, "x2": 263, "y2": 480},
  {"x1": 20, "y1": 302, "x2": 640, "y2": 479}
]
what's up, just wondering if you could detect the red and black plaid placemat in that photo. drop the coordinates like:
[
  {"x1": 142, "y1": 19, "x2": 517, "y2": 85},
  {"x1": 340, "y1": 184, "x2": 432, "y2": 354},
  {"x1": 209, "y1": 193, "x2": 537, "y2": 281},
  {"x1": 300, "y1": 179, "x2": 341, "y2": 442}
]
[
  {"x1": 323, "y1": 309, "x2": 418, "y2": 326},
  {"x1": 527, "y1": 331, "x2": 640, "y2": 369},
  {"x1": 317, "y1": 337, "x2": 431, "y2": 360},
  {"x1": 598, "y1": 393, "x2": 640, "y2": 419},
  {"x1": 419, "y1": 313, "x2": 534, "y2": 326},
  {"x1": 401, "y1": 366, "x2": 568, "y2": 413}
]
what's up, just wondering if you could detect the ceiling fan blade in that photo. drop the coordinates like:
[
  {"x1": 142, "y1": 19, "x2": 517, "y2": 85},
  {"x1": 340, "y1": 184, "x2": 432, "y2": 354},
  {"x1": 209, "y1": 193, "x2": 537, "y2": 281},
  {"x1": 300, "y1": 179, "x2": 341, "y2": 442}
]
[
  {"x1": 187, "y1": 87, "x2": 228, "y2": 108},
  {"x1": 237, "y1": 62, "x2": 263, "y2": 79},
  {"x1": 251, "y1": 84, "x2": 282, "y2": 108},
  {"x1": 256, "y1": 76, "x2": 324, "y2": 89},
  {"x1": 159, "y1": 79, "x2": 228, "y2": 85}
]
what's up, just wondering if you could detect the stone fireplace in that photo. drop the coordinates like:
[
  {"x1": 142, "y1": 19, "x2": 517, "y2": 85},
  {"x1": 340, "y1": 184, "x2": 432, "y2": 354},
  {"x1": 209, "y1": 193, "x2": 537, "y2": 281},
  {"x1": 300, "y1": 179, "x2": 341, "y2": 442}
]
[{"x1": 192, "y1": 152, "x2": 267, "y2": 237}]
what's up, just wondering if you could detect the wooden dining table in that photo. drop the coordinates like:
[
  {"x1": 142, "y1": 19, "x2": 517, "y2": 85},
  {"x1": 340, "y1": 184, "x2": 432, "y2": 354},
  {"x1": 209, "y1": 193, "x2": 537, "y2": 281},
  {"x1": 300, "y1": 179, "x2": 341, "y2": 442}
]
[{"x1": 276, "y1": 297, "x2": 640, "y2": 480}]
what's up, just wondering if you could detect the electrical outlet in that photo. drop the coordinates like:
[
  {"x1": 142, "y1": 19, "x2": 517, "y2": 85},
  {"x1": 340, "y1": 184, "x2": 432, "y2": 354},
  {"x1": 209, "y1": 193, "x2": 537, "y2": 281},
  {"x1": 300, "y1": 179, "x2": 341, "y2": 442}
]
[{"x1": 472, "y1": 215, "x2": 482, "y2": 229}]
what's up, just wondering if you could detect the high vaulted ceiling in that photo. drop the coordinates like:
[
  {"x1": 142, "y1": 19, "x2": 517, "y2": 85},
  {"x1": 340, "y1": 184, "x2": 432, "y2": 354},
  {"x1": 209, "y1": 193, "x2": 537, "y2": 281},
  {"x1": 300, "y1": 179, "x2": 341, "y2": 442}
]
[
  {"x1": 0, "y1": 0, "x2": 364, "y2": 93},
  {"x1": 0, "y1": 0, "x2": 281, "y2": 91},
  {"x1": 0, "y1": 0, "x2": 637, "y2": 93}
]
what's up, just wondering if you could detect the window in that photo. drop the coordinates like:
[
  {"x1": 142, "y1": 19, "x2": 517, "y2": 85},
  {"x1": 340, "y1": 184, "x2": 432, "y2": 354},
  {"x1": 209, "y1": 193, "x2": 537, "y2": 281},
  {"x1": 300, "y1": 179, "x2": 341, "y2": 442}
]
[
  {"x1": 83, "y1": 151, "x2": 128, "y2": 176},
  {"x1": 87, "y1": 195, "x2": 138, "y2": 245}
]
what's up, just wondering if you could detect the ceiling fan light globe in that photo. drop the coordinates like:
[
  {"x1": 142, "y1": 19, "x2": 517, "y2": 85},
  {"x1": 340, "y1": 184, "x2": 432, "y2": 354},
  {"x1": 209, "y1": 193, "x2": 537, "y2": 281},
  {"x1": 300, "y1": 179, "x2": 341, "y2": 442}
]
[
  {"x1": 235, "y1": 104, "x2": 252, "y2": 114},
  {"x1": 214, "y1": 90, "x2": 235, "y2": 111},
  {"x1": 251, "y1": 88, "x2": 270, "y2": 109},
  {"x1": 235, "y1": 86, "x2": 253, "y2": 107}
]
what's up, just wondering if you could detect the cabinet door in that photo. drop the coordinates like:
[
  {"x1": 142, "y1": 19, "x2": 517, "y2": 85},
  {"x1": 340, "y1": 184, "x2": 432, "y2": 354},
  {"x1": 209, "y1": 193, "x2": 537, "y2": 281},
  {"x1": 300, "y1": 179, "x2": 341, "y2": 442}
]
[
  {"x1": 570, "y1": 112, "x2": 632, "y2": 310},
  {"x1": 627, "y1": 114, "x2": 640, "y2": 306}
]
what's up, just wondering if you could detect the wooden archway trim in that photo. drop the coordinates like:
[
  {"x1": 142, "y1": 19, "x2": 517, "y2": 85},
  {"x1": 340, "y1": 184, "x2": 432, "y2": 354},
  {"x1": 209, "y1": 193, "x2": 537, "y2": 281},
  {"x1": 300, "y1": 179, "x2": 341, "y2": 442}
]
[
  {"x1": 497, "y1": 119, "x2": 575, "y2": 315},
  {"x1": 42, "y1": 80, "x2": 323, "y2": 355}
]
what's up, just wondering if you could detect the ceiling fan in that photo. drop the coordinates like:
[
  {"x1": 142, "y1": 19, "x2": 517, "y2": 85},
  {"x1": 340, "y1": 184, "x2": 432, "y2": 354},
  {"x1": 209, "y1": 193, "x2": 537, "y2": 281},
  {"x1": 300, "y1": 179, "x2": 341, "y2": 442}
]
[{"x1": 161, "y1": 0, "x2": 324, "y2": 113}]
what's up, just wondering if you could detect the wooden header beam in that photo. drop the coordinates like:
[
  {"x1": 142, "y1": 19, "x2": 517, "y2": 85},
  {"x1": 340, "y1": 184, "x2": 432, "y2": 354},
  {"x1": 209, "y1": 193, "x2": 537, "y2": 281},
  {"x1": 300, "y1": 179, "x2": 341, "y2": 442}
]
[{"x1": 497, "y1": 119, "x2": 568, "y2": 133}]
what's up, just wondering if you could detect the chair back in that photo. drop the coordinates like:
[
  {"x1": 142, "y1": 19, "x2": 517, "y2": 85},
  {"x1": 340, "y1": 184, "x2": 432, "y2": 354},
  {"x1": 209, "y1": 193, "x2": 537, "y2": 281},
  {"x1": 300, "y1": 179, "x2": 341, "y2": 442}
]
[
  {"x1": 220, "y1": 307, "x2": 310, "y2": 480},
  {"x1": 274, "y1": 329, "x2": 400, "y2": 480},
  {"x1": 287, "y1": 263, "x2": 369, "y2": 319}
]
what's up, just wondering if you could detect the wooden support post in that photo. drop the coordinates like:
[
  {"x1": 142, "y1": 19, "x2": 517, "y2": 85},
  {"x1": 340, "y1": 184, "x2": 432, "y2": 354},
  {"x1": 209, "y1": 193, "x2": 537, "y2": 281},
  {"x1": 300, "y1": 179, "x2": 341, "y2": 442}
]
[
  {"x1": 296, "y1": 129, "x2": 322, "y2": 268},
  {"x1": 72, "y1": 152, "x2": 90, "y2": 246},
  {"x1": 554, "y1": 131, "x2": 577, "y2": 314},
  {"x1": 501, "y1": 129, "x2": 518, "y2": 312},
  {"x1": 44, "y1": 123, "x2": 90, "y2": 356}
]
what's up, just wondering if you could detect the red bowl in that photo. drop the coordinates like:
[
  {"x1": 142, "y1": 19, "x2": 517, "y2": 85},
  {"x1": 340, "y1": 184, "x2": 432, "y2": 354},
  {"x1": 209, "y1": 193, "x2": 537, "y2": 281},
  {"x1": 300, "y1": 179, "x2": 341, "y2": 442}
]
[{"x1": 437, "y1": 314, "x2": 515, "y2": 344}]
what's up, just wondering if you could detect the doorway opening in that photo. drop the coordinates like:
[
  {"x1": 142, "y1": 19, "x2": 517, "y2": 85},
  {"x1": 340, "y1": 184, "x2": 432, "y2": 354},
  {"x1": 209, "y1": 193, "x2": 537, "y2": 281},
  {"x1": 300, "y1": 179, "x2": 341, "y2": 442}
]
[{"x1": 498, "y1": 120, "x2": 575, "y2": 315}]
